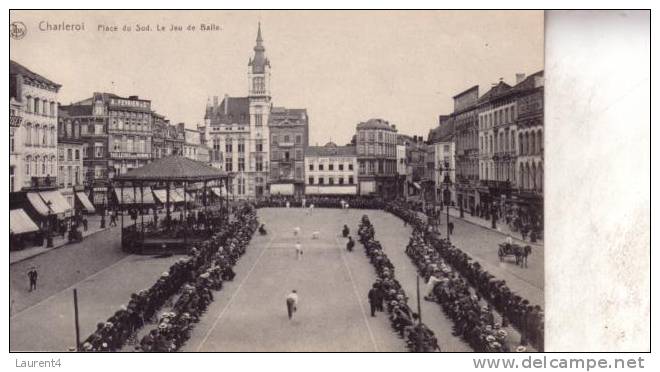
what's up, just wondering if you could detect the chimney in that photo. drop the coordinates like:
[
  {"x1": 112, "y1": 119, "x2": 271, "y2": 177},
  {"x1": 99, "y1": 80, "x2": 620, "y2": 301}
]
[
  {"x1": 516, "y1": 73, "x2": 526, "y2": 84},
  {"x1": 224, "y1": 94, "x2": 229, "y2": 115}
]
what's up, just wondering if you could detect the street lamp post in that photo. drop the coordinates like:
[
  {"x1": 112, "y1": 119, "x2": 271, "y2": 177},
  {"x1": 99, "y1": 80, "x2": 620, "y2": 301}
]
[
  {"x1": 440, "y1": 160, "x2": 454, "y2": 242},
  {"x1": 45, "y1": 201, "x2": 53, "y2": 248}
]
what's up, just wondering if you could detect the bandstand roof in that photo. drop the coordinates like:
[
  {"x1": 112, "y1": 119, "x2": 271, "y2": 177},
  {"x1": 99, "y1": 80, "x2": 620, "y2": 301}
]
[{"x1": 114, "y1": 156, "x2": 228, "y2": 182}]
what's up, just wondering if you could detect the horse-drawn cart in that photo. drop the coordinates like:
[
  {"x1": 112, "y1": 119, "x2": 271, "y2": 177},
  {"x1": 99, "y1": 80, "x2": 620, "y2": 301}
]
[{"x1": 497, "y1": 243, "x2": 532, "y2": 267}]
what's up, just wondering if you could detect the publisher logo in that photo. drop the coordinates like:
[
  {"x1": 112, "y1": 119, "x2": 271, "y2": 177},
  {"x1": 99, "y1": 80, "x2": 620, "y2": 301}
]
[{"x1": 10, "y1": 22, "x2": 27, "y2": 40}]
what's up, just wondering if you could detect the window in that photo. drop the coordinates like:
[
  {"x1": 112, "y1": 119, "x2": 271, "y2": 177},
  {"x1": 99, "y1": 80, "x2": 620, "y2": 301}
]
[
  {"x1": 339, "y1": 164, "x2": 344, "y2": 171},
  {"x1": 319, "y1": 177, "x2": 324, "y2": 185},
  {"x1": 309, "y1": 163, "x2": 314, "y2": 171},
  {"x1": 75, "y1": 166, "x2": 80, "y2": 185},
  {"x1": 295, "y1": 167, "x2": 302, "y2": 179},
  {"x1": 10, "y1": 133, "x2": 15, "y2": 153},
  {"x1": 296, "y1": 135, "x2": 301, "y2": 144},
  {"x1": 349, "y1": 163, "x2": 354, "y2": 171},
  {"x1": 296, "y1": 149, "x2": 302, "y2": 160},
  {"x1": 255, "y1": 114, "x2": 263, "y2": 127},
  {"x1": 348, "y1": 175, "x2": 354, "y2": 184},
  {"x1": 238, "y1": 140, "x2": 245, "y2": 153},
  {"x1": 225, "y1": 142, "x2": 233, "y2": 153},
  {"x1": 329, "y1": 178, "x2": 335, "y2": 185},
  {"x1": 238, "y1": 157, "x2": 245, "y2": 171},
  {"x1": 225, "y1": 157, "x2": 233, "y2": 172},
  {"x1": 359, "y1": 162, "x2": 365, "y2": 175},
  {"x1": 66, "y1": 149, "x2": 72, "y2": 161},
  {"x1": 25, "y1": 156, "x2": 31, "y2": 176},
  {"x1": 339, "y1": 177, "x2": 344, "y2": 185},
  {"x1": 329, "y1": 163, "x2": 334, "y2": 171},
  {"x1": 95, "y1": 143, "x2": 104, "y2": 158},
  {"x1": 308, "y1": 177, "x2": 314, "y2": 185},
  {"x1": 256, "y1": 155, "x2": 263, "y2": 172},
  {"x1": 253, "y1": 77, "x2": 265, "y2": 92},
  {"x1": 25, "y1": 124, "x2": 32, "y2": 145},
  {"x1": 319, "y1": 164, "x2": 324, "y2": 171},
  {"x1": 256, "y1": 140, "x2": 263, "y2": 152}
]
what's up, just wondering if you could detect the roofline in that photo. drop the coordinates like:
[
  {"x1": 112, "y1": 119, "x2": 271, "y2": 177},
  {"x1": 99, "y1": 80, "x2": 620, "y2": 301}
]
[{"x1": 452, "y1": 85, "x2": 479, "y2": 99}]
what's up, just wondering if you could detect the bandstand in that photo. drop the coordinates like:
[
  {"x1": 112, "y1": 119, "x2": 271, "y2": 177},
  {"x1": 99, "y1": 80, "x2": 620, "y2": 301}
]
[{"x1": 112, "y1": 156, "x2": 231, "y2": 254}]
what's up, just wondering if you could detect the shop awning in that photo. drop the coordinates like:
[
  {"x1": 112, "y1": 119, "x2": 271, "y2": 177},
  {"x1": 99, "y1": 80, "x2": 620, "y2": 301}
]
[
  {"x1": 211, "y1": 187, "x2": 227, "y2": 197},
  {"x1": 76, "y1": 192, "x2": 96, "y2": 213},
  {"x1": 305, "y1": 185, "x2": 357, "y2": 195},
  {"x1": 30, "y1": 190, "x2": 72, "y2": 216},
  {"x1": 115, "y1": 187, "x2": 155, "y2": 205},
  {"x1": 153, "y1": 188, "x2": 185, "y2": 204},
  {"x1": 270, "y1": 183, "x2": 294, "y2": 196},
  {"x1": 26, "y1": 192, "x2": 50, "y2": 216},
  {"x1": 10, "y1": 209, "x2": 40, "y2": 235}
]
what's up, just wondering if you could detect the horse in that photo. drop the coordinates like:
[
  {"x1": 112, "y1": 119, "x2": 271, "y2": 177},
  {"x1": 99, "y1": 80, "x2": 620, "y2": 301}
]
[{"x1": 517, "y1": 245, "x2": 532, "y2": 268}]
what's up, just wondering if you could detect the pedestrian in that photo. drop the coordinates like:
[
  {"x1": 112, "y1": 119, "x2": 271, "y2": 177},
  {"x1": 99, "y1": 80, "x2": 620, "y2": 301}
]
[
  {"x1": 286, "y1": 290, "x2": 299, "y2": 320},
  {"x1": 368, "y1": 284, "x2": 382, "y2": 317},
  {"x1": 28, "y1": 267, "x2": 38, "y2": 292},
  {"x1": 309, "y1": 203, "x2": 314, "y2": 215},
  {"x1": 448, "y1": 222, "x2": 454, "y2": 235},
  {"x1": 293, "y1": 226, "x2": 300, "y2": 238},
  {"x1": 346, "y1": 236, "x2": 355, "y2": 252},
  {"x1": 82, "y1": 218, "x2": 88, "y2": 232},
  {"x1": 295, "y1": 241, "x2": 303, "y2": 260},
  {"x1": 301, "y1": 198, "x2": 306, "y2": 209}
]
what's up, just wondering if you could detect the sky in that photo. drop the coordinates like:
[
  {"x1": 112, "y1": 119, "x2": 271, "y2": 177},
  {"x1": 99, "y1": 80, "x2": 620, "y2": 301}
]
[{"x1": 10, "y1": 10, "x2": 543, "y2": 146}]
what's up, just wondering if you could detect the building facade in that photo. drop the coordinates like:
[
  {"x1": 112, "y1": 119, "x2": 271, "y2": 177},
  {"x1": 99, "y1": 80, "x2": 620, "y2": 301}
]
[
  {"x1": 183, "y1": 127, "x2": 202, "y2": 161},
  {"x1": 304, "y1": 142, "x2": 358, "y2": 196},
  {"x1": 57, "y1": 107, "x2": 85, "y2": 210},
  {"x1": 355, "y1": 118, "x2": 398, "y2": 198},
  {"x1": 60, "y1": 93, "x2": 153, "y2": 206},
  {"x1": 428, "y1": 116, "x2": 456, "y2": 205},
  {"x1": 10, "y1": 60, "x2": 61, "y2": 191},
  {"x1": 513, "y1": 72, "x2": 544, "y2": 230},
  {"x1": 10, "y1": 97, "x2": 24, "y2": 193},
  {"x1": 268, "y1": 107, "x2": 309, "y2": 196},
  {"x1": 451, "y1": 85, "x2": 480, "y2": 213}
]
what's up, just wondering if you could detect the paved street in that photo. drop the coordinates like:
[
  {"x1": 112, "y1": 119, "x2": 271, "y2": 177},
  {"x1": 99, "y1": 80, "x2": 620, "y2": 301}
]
[
  {"x1": 9, "y1": 221, "x2": 181, "y2": 351},
  {"x1": 10, "y1": 207, "x2": 543, "y2": 352},
  {"x1": 443, "y1": 213, "x2": 544, "y2": 307},
  {"x1": 184, "y1": 208, "x2": 475, "y2": 352}
]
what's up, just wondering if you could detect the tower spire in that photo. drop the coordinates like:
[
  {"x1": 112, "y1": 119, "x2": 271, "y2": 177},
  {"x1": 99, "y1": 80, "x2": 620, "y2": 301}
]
[
  {"x1": 249, "y1": 22, "x2": 269, "y2": 73},
  {"x1": 256, "y1": 21, "x2": 263, "y2": 45}
]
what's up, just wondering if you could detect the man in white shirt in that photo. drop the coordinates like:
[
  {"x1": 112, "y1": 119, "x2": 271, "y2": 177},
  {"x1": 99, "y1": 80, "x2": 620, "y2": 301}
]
[
  {"x1": 295, "y1": 241, "x2": 303, "y2": 260},
  {"x1": 286, "y1": 290, "x2": 299, "y2": 320}
]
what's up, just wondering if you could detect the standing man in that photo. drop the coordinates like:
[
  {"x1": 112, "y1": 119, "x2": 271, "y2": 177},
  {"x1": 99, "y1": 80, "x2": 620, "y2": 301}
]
[
  {"x1": 295, "y1": 241, "x2": 303, "y2": 260},
  {"x1": 368, "y1": 284, "x2": 382, "y2": 317},
  {"x1": 286, "y1": 290, "x2": 299, "y2": 320},
  {"x1": 301, "y1": 198, "x2": 306, "y2": 209},
  {"x1": 448, "y1": 222, "x2": 454, "y2": 235},
  {"x1": 27, "y1": 267, "x2": 38, "y2": 292}
]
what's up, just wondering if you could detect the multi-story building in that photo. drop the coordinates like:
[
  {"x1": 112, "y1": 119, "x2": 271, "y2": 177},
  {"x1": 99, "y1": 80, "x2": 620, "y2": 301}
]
[
  {"x1": 477, "y1": 80, "x2": 516, "y2": 211},
  {"x1": 451, "y1": 85, "x2": 480, "y2": 214},
  {"x1": 183, "y1": 126, "x2": 202, "y2": 161},
  {"x1": 58, "y1": 106, "x2": 92, "y2": 212},
  {"x1": 61, "y1": 93, "x2": 153, "y2": 206},
  {"x1": 10, "y1": 97, "x2": 24, "y2": 193},
  {"x1": 428, "y1": 115, "x2": 456, "y2": 205},
  {"x1": 355, "y1": 118, "x2": 398, "y2": 198},
  {"x1": 268, "y1": 107, "x2": 309, "y2": 196},
  {"x1": 151, "y1": 112, "x2": 167, "y2": 159},
  {"x1": 203, "y1": 24, "x2": 272, "y2": 200},
  {"x1": 304, "y1": 142, "x2": 358, "y2": 196},
  {"x1": 10, "y1": 60, "x2": 61, "y2": 190},
  {"x1": 512, "y1": 71, "x2": 544, "y2": 227},
  {"x1": 395, "y1": 138, "x2": 407, "y2": 197}
]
